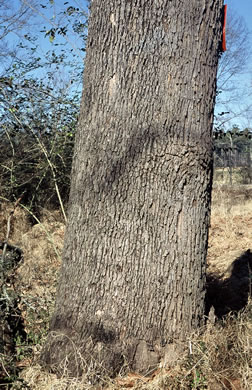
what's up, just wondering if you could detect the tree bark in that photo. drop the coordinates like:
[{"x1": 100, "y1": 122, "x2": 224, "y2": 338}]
[{"x1": 41, "y1": 0, "x2": 224, "y2": 378}]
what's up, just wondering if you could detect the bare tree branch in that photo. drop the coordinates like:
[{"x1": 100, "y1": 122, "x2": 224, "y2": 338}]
[{"x1": 215, "y1": 8, "x2": 252, "y2": 127}]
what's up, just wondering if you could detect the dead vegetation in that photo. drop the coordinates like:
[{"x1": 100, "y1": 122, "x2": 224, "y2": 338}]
[{"x1": 0, "y1": 184, "x2": 251, "y2": 389}]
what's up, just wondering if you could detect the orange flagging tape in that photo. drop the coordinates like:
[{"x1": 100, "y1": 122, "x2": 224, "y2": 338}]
[{"x1": 222, "y1": 4, "x2": 227, "y2": 52}]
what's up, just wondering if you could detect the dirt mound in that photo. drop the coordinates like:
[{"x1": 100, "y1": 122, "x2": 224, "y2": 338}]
[
  {"x1": 0, "y1": 201, "x2": 64, "y2": 297},
  {"x1": 0, "y1": 201, "x2": 30, "y2": 244},
  {"x1": 0, "y1": 201, "x2": 65, "y2": 385},
  {"x1": 17, "y1": 221, "x2": 64, "y2": 296}
]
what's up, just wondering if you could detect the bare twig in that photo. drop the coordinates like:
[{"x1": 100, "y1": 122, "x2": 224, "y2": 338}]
[
  {"x1": 1, "y1": 196, "x2": 23, "y2": 265},
  {"x1": 1, "y1": 91, "x2": 67, "y2": 222}
]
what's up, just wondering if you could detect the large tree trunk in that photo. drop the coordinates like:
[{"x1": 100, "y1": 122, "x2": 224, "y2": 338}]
[{"x1": 41, "y1": 0, "x2": 223, "y2": 378}]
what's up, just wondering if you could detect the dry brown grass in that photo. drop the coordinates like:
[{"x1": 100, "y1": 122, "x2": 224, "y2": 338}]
[
  {"x1": 0, "y1": 184, "x2": 252, "y2": 389},
  {"x1": 18, "y1": 302, "x2": 252, "y2": 390},
  {"x1": 208, "y1": 184, "x2": 252, "y2": 275}
]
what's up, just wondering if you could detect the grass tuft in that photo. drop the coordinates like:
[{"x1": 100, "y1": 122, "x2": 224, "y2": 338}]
[{"x1": 0, "y1": 184, "x2": 252, "y2": 389}]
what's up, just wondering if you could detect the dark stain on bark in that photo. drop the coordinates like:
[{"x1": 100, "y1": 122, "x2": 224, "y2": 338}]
[{"x1": 92, "y1": 322, "x2": 118, "y2": 344}]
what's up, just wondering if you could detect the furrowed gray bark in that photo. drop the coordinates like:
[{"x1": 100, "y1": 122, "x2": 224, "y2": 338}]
[{"x1": 41, "y1": 0, "x2": 224, "y2": 378}]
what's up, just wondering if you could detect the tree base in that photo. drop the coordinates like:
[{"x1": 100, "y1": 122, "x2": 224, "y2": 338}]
[{"x1": 41, "y1": 329, "x2": 188, "y2": 382}]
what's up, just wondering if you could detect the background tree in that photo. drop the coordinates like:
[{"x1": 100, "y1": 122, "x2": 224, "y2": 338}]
[
  {"x1": 0, "y1": 1, "x2": 251, "y2": 214},
  {"x1": 0, "y1": 0, "x2": 38, "y2": 73},
  {"x1": 214, "y1": 126, "x2": 252, "y2": 184},
  {"x1": 215, "y1": 8, "x2": 252, "y2": 128},
  {"x1": 41, "y1": 0, "x2": 224, "y2": 379}
]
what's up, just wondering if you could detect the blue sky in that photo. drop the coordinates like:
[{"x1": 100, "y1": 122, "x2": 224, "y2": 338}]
[
  {"x1": 2, "y1": 0, "x2": 252, "y2": 128},
  {"x1": 4, "y1": 1, "x2": 252, "y2": 71},
  {"x1": 217, "y1": 0, "x2": 252, "y2": 129},
  {"x1": 229, "y1": 0, "x2": 252, "y2": 31},
  {"x1": 0, "y1": 0, "x2": 89, "y2": 96}
]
